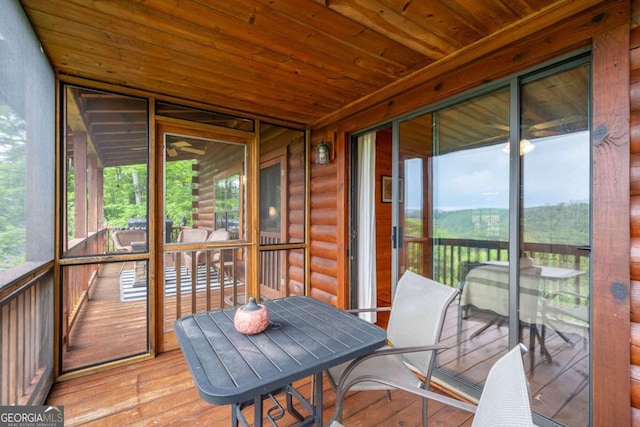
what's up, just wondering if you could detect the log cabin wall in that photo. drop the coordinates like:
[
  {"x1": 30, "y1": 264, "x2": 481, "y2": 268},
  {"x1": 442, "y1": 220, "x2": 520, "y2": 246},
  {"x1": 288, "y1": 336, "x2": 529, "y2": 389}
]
[
  {"x1": 309, "y1": 144, "x2": 340, "y2": 305},
  {"x1": 309, "y1": 1, "x2": 631, "y2": 424},
  {"x1": 285, "y1": 135, "x2": 306, "y2": 296},
  {"x1": 194, "y1": 144, "x2": 244, "y2": 233}
]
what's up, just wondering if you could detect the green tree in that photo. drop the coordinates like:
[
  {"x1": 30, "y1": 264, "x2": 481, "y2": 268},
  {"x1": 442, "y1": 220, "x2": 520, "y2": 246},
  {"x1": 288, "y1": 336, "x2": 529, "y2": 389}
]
[
  {"x1": 0, "y1": 105, "x2": 27, "y2": 270},
  {"x1": 100, "y1": 159, "x2": 196, "y2": 228},
  {"x1": 164, "y1": 159, "x2": 196, "y2": 226},
  {"x1": 103, "y1": 164, "x2": 149, "y2": 227}
]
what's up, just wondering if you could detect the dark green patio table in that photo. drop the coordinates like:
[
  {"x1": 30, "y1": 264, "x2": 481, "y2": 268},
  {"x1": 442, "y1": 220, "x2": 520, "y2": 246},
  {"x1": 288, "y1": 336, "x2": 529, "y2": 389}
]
[{"x1": 174, "y1": 296, "x2": 387, "y2": 426}]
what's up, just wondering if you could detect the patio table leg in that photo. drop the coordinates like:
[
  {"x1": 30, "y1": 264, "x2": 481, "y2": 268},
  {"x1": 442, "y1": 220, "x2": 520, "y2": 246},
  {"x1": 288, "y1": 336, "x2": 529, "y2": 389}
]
[
  {"x1": 232, "y1": 401, "x2": 255, "y2": 427},
  {"x1": 254, "y1": 394, "x2": 263, "y2": 426},
  {"x1": 315, "y1": 372, "x2": 323, "y2": 426}
]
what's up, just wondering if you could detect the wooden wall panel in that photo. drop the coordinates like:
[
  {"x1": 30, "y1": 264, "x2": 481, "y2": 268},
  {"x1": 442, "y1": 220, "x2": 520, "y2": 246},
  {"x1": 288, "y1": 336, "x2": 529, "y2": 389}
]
[
  {"x1": 631, "y1": 20, "x2": 640, "y2": 425},
  {"x1": 590, "y1": 16, "x2": 630, "y2": 427},
  {"x1": 310, "y1": 225, "x2": 338, "y2": 243},
  {"x1": 632, "y1": 159, "x2": 640, "y2": 196},
  {"x1": 632, "y1": 280, "x2": 640, "y2": 325},
  {"x1": 375, "y1": 128, "x2": 393, "y2": 326},
  {"x1": 632, "y1": 111, "x2": 640, "y2": 154}
]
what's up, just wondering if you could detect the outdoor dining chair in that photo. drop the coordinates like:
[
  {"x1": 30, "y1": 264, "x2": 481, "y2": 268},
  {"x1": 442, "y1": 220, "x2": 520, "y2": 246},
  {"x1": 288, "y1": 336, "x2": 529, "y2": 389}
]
[
  {"x1": 172, "y1": 227, "x2": 209, "y2": 268},
  {"x1": 111, "y1": 229, "x2": 146, "y2": 252},
  {"x1": 330, "y1": 344, "x2": 533, "y2": 427},
  {"x1": 182, "y1": 229, "x2": 230, "y2": 274},
  {"x1": 326, "y1": 270, "x2": 459, "y2": 427}
]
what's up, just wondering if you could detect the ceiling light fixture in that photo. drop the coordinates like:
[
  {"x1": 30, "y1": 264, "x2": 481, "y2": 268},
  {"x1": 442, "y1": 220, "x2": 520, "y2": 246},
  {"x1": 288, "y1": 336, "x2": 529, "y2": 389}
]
[{"x1": 502, "y1": 139, "x2": 535, "y2": 156}]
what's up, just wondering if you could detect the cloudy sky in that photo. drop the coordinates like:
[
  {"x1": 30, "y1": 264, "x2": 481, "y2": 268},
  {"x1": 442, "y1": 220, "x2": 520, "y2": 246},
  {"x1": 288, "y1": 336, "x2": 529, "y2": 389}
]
[{"x1": 405, "y1": 131, "x2": 590, "y2": 211}]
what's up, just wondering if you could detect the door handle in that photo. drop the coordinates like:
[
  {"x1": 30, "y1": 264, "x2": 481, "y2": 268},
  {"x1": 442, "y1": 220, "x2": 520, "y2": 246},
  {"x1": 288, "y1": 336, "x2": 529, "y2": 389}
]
[
  {"x1": 392, "y1": 226, "x2": 397, "y2": 249},
  {"x1": 392, "y1": 226, "x2": 403, "y2": 249}
]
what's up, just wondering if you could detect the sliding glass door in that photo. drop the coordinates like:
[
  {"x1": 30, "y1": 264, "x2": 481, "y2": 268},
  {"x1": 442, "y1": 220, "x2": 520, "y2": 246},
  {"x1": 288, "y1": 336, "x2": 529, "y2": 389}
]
[{"x1": 388, "y1": 58, "x2": 591, "y2": 426}]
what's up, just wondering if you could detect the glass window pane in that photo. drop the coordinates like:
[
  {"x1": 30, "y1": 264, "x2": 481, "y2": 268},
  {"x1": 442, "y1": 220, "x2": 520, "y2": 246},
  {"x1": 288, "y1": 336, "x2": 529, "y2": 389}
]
[
  {"x1": 422, "y1": 88, "x2": 509, "y2": 394},
  {"x1": 259, "y1": 124, "x2": 305, "y2": 244},
  {"x1": 164, "y1": 134, "x2": 246, "y2": 243},
  {"x1": 426, "y1": 64, "x2": 591, "y2": 426},
  {"x1": 519, "y1": 65, "x2": 590, "y2": 426},
  {"x1": 62, "y1": 86, "x2": 149, "y2": 257},
  {"x1": 433, "y1": 88, "x2": 511, "y2": 270},
  {"x1": 261, "y1": 164, "x2": 282, "y2": 233},
  {"x1": 399, "y1": 113, "x2": 432, "y2": 277},
  {"x1": 215, "y1": 173, "x2": 241, "y2": 239}
]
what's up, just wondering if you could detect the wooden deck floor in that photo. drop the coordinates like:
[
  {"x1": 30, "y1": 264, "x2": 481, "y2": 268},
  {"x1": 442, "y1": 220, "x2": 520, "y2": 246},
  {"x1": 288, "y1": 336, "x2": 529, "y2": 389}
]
[
  {"x1": 52, "y1": 265, "x2": 588, "y2": 425},
  {"x1": 63, "y1": 261, "x2": 245, "y2": 371},
  {"x1": 48, "y1": 349, "x2": 475, "y2": 426}
]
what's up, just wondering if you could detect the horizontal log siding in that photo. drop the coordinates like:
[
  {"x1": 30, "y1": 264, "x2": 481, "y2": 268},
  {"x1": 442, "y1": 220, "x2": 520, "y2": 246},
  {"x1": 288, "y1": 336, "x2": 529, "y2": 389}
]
[
  {"x1": 631, "y1": 22, "x2": 640, "y2": 425},
  {"x1": 286, "y1": 136, "x2": 305, "y2": 296},
  {"x1": 309, "y1": 156, "x2": 339, "y2": 305},
  {"x1": 195, "y1": 144, "x2": 244, "y2": 231}
]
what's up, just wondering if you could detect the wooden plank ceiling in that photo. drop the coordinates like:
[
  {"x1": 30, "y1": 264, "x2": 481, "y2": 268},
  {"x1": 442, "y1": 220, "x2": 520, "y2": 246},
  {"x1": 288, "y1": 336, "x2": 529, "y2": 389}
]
[{"x1": 20, "y1": 0, "x2": 596, "y2": 128}]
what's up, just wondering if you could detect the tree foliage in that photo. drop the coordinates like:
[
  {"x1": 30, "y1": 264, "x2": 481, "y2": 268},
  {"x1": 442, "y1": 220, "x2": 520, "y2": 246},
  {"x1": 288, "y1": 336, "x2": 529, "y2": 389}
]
[
  {"x1": 406, "y1": 202, "x2": 589, "y2": 245},
  {"x1": 103, "y1": 164, "x2": 148, "y2": 228},
  {"x1": 0, "y1": 105, "x2": 27, "y2": 270},
  {"x1": 164, "y1": 160, "x2": 196, "y2": 226},
  {"x1": 102, "y1": 159, "x2": 195, "y2": 228}
]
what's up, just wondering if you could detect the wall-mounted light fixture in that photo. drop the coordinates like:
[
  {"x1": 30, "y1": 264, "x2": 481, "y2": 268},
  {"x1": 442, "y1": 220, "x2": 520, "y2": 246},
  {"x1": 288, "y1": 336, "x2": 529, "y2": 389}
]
[{"x1": 315, "y1": 140, "x2": 332, "y2": 164}]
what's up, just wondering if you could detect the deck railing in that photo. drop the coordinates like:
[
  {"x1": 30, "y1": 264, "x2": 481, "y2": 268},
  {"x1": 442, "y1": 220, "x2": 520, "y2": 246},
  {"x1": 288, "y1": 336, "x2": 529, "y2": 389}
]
[
  {"x1": 62, "y1": 230, "x2": 108, "y2": 349},
  {"x1": 0, "y1": 267, "x2": 54, "y2": 405},
  {"x1": 260, "y1": 232, "x2": 283, "y2": 298},
  {"x1": 406, "y1": 237, "x2": 590, "y2": 290}
]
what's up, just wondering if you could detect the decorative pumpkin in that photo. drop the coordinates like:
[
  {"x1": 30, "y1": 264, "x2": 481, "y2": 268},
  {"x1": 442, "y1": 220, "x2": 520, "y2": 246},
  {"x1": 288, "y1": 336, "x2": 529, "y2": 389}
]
[{"x1": 233, "y1": 297, "x2": 270, "y2": 335}]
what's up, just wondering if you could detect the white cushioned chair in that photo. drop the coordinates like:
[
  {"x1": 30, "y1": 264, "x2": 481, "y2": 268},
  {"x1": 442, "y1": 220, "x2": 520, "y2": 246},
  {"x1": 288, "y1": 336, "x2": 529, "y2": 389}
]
[
  {"x1": 327, "y1": 270, "x2": 459, "y2": 427},
  {"x1": 331, "y1": 343, "x2": 533, "y2": 427}
]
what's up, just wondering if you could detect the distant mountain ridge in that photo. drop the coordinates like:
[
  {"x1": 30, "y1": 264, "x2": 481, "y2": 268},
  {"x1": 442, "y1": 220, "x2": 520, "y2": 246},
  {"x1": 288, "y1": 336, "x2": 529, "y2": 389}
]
[{"x1": 405, "y1": 202, "x2": 589, "y2": 246}]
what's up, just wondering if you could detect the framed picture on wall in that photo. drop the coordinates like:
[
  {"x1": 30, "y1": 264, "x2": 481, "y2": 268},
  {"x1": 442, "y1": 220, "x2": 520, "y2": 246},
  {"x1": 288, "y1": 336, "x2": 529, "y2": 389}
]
[
  {"x1": 381, "y1": 175, "x2": 403, "y2": 203},
  {"x1": 381, "y1": 175, "x2": 392, "y2": 203}
]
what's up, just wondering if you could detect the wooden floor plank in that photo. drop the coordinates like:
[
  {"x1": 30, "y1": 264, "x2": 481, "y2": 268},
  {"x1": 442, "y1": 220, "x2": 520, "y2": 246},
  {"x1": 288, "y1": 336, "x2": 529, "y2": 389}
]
[{"x1": 47, "y1": 350, "x2": 462, "y2": 426}]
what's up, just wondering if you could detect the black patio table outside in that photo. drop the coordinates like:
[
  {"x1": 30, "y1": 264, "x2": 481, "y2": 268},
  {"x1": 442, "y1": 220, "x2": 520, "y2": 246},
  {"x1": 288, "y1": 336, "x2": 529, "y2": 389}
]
[{"x1": 174, "y1": 296, "x2": 387, "y2": 426}]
